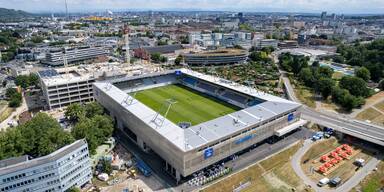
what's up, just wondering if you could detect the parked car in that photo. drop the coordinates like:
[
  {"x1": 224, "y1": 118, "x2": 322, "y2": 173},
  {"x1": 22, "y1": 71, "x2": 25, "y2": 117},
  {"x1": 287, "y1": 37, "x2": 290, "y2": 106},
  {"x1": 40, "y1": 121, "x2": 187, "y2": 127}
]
[
  {"x1": 318, "y1": 177, "x2": 330, "y2": 187},
  {"x1": 355, "y1": 158, "x2": 365, "y2": 167},
  {"x1": 312, "y1": 132, "x2": 324, "y2": 141},
  {"x1": 330, "y1": 177, "x2": 342, "y2": 187}
]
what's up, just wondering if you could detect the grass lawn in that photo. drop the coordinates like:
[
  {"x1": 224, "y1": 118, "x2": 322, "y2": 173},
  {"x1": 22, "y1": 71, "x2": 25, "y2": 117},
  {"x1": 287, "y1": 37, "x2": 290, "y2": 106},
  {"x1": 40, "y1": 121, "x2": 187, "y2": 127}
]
[
  {"x1": 356, "y1": 108, "x2": 384, "y2": 125},
  {"x1": 0, "y1": 103, "x2": 14, "y2": 123},
  {"x1": 302, "y1": 138, "x2": 339, "y2": 162},
  {"x1": 332, "y1": 72, "x2": 345, "y2": 80},
  {"x1": 358, "y1": 161, "x2": 384, "y2": 192},
  {"x1": 374, "y1": 101, "x2": 384, "y2": 112},
  {"x1": 134, "y1": 84, "x2": 240, "y2": 125},
  {"x1": 292, "y1": 82, "x2": 316, "y2": 108}
]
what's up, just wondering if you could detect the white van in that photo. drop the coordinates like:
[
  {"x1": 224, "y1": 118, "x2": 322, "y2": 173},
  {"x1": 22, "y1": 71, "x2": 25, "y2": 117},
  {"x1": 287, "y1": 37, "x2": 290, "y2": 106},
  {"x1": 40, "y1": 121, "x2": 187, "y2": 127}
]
[{"x1": 318, "y1": 177, "x2": 330, "y2": 187}]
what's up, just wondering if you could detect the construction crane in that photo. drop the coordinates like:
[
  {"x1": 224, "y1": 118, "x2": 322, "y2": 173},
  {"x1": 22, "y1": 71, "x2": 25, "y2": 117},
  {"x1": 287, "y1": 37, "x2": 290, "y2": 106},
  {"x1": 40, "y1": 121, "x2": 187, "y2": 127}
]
[{"x1": 123, "y1": 24, "x2": 130, "y2": 66}]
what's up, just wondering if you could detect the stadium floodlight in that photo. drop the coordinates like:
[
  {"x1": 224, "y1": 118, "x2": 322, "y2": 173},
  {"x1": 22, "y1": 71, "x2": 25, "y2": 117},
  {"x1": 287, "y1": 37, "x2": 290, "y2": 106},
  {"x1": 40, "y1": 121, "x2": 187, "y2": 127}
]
[
  {"x1": 104, "y1": 83, "x2": 112, "y2": 91},
  {"x1": 152, "y1": 98, "x2": 177, "y2": 127}
]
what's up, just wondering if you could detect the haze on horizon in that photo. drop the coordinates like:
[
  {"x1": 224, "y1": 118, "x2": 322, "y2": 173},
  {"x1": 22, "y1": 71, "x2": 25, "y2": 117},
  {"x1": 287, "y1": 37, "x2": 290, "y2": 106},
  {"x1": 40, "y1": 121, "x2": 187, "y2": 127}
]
[{"x1": 0, "y1": 0, "x2": 384, "y2": 14}]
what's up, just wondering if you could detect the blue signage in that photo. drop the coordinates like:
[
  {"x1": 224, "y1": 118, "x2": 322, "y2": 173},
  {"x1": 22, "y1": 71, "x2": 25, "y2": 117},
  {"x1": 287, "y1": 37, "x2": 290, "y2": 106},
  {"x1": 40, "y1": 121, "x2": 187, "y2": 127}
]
[
  {"x1": 288, "y1": 113, "x2": 294, "y2": 122},
  {"x1": 175, "y1": 70, "x2": 182, "y2": 76},
  {"x1": 204, "y1": 148, "x2": 214, "y2": 159},
  {"x1": 235, "y1": 134, "x2": 254, "y2": 145}
]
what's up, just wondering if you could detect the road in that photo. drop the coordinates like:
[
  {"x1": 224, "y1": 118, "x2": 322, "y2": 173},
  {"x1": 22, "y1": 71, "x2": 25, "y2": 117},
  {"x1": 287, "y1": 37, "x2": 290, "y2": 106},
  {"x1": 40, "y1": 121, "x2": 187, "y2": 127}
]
[
  {"x1": 116, "y1": 126, "x2": 313, "y2": 192},
  {"x1": 291, "y1": 139, "x2": 383, "y2": 192},
  {"x1": 279, "y1": 63, "x2": 384, "y2": 146},
  {"x1": 0, "y1": 93, "x2": 28, "y2": 130}
]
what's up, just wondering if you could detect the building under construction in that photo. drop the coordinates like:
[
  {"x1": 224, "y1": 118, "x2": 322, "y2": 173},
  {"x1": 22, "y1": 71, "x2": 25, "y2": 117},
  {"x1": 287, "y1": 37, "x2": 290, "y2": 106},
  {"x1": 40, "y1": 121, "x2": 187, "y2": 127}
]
[{"x1": 38, "y1": 63, "x2": 143, "y2": 110}]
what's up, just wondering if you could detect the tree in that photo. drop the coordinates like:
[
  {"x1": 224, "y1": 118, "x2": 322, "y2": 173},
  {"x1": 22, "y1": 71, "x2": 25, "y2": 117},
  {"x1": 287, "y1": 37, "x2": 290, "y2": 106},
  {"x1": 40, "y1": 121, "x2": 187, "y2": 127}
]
[
  {"x1": 160, "y1": 56, "x2": 168, "y2": 63},
  {"x1": 379, "y1": 80, "x2": 384, "y2": 90},
  {"x1": 261, "y1": 46, "x2": 275, "y2": 54},
  {"x1": 5, "y1": 88, "x2": 17, "y2": 98},
  {"x1": 65, "y1": 103, "x2": 85, "y2": 122},
  {"x1": 67, "y1": 187, "x2": 81, "y2": 192},
  {"x1": 316, "y1": 66, "x2": 334, "y2": 79},
  {"x1": 317, "y1": 78, "x2": 335, "y2": 99},
  {"x1": 233, "y1": 45, "x2": 244, "y2": 50},
  {"x1": 249, "y1": 51, "x2": 270, "y2": 63},
  {"x1": 0, "y1": 113, "x2": 75, "y2": 160},
  {"x1": 157, "y1": 40, "x2": 168, "y2": 46},
  {"x1": 333, "y1": 55, "x2": 345, "y2": 63},
  {"x1": 339, "y1": 76, "x2": 369, "y2": 97},
  {"x1": 15, "y1": 75, "x2": 30, "y2": 88},
  {"x1": 312, "y1": 61, "x2": 320, "y2": 68},
  {"x1": 355, "y1": 67, "x2": 371, "y2": 82},
  {"x1": 174, "y1": 55, "x2": 183, "y2": 65},
  {"x1": 298, "y1": 67, "x2": 313, "y2": 87},
  {"x1": 5, "y1": 88, "x2": 22, "y2": 108},
  {"x1": 30, "y1": 36, "x2": 45, "y2": 44},
  {"x1": 331, "y1": 86, "x2": 364, "y2": 111},
  {"x1": 71, "y1": 115, "x2": 113, "y2": 155},
  {"x1": 101, "y1": 159, "x2": 112, "y2": 174},
  {"x1": 151, "y1": 52, "x2": 161, "y2": 63},
  {"x1": 84, "y1": 102, "x2": 104, "y2": 118},
  {"x1": 15, "y1": 74, "x2": 40, "y2": 89}
]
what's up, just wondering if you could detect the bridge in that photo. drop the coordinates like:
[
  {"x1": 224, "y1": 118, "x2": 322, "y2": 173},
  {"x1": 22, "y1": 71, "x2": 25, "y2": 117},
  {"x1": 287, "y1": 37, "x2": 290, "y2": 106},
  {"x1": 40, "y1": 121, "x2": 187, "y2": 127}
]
[{"x1": 281, "y1": 72, "x2": 384, "y2": 146}]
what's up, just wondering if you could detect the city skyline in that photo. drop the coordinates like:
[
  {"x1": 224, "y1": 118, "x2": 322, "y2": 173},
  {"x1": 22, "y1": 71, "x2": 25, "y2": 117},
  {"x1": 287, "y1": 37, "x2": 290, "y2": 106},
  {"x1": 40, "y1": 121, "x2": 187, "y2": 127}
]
[{"x1": 0, "y1": 0, "x2": 384, "y2": 14}]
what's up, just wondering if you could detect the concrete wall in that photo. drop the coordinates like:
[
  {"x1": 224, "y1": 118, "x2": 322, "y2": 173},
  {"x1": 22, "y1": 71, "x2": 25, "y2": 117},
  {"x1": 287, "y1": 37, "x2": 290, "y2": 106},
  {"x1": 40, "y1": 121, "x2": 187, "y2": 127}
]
[{"x1": 93, "y1": 85, "x2": 186, "y2": 175}]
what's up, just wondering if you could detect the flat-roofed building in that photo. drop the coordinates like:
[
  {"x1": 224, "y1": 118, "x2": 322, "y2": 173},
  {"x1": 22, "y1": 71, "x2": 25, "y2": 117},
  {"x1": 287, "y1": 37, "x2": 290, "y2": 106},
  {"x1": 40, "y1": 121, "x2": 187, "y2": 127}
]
[
  {"x1": 0, "y1": 139, "x2": 92, "y2": 192},
  {"x1": 93, "y1": 69, "x2": 306, "y2": 181},
  {"x1": 38, "y1": 63, "x2": 139, "y2": 110},
  {"x1": 183, "y1": 49, "x2": 247, "y2": 66},
  {"x1": 43, "y1": 46, "x2": 107, "y2": 66}
]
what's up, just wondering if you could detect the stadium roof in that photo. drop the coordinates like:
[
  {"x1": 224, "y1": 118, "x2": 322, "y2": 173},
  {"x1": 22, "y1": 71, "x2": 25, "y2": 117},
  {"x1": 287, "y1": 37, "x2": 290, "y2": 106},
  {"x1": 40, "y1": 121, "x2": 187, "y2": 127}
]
[{"x1": 94, "y1": 69, "x2": 301, "y2": 152}]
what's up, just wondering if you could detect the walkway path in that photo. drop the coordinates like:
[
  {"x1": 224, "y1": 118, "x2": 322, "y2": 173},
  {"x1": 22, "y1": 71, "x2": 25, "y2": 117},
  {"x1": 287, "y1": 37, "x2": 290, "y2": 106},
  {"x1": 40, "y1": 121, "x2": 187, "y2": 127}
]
[
  {"x1": 0, "y1": 93, "x2": 28, "y2": 130},
  {"x1": 291, "y1": 139, "x2": 382, "y2": 192},
  {"x1": 350, "y1": 93, "x2": 384, "y2": 117}
]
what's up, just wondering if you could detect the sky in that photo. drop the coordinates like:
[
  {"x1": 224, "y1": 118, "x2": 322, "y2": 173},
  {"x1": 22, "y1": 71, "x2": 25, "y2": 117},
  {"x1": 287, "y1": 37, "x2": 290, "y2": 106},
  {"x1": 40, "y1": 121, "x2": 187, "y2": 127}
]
[{"x1": 0, "y1": 0, "x2": 384, "y2": 14}]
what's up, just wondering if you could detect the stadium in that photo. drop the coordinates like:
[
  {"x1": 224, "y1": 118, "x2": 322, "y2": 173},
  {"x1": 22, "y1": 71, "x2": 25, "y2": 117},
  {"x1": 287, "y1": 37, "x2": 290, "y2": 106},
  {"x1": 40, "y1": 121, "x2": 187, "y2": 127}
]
[
  {"x1": 93, "y1": 69, "x2": 306, "y2": 181},
  {"x1": 183, "y1": 49, "x2": 247, "y2": 66}
]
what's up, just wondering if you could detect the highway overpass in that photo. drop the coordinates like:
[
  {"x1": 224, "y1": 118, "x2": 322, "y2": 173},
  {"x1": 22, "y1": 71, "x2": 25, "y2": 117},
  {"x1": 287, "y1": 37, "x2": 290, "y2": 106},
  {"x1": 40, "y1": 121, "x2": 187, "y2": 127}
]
[{"x1": 280, "y1": 70, "x2": 384, "y2": 146}]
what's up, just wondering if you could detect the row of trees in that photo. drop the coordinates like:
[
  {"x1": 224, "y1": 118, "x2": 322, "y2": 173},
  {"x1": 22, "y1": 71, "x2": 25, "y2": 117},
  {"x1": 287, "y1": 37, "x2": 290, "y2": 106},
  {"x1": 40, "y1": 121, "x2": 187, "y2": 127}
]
[
  {"x1": 336, "y1": 39, "x2": 384, "y2": 82},
  {"x1": 280, "y1": 52, "x2": 369, "y2": 111},
  {"x1": 15, "y1": 74, "x2": 40, "y2": 89},
  {"x1": 0, "y1": 113, "x2": 74, "y2": 160},
  {"x1": 0, "y1": 102, "x2": 114, "y2": 160},
  {"x1": 65, "y1": 102, "x2": 114, "y2": 154},
  {"x1": 0, "y1": 30, "x2": 21, "y2": 62},
  {"x1": 151, "y1": 52, "x2": 168, "y2": 63},
  {"x1": 5, "y1": 88, "x2": 22, "y2": 107}
]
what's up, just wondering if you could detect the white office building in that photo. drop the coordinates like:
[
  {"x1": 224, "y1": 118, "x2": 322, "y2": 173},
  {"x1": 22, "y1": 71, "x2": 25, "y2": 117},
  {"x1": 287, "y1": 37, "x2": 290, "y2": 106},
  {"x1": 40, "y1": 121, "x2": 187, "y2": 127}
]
[
  {"x1": 0, "y1": 139, "x2": 92, "y2": 192},
  {"x1": 43, "y1": 46, "x2": 107, "y2": 66}
]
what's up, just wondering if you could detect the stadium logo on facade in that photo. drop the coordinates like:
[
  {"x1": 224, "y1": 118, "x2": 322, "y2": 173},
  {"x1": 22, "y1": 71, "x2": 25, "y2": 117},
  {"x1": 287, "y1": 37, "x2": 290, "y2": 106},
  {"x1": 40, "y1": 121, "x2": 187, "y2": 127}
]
[
  {"x1": 204, "y1": 148, "x2": 214, "y2": 159},
  {"x1": 288, "y1": 113, "x2": 294, "y2": 122}
]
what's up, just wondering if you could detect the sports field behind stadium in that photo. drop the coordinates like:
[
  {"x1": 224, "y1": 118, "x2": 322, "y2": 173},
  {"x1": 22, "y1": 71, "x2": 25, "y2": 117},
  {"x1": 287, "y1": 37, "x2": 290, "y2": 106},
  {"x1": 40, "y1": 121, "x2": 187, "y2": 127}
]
[{"x1": 133, "y1": 84, "x2": 240, "y2": 125}]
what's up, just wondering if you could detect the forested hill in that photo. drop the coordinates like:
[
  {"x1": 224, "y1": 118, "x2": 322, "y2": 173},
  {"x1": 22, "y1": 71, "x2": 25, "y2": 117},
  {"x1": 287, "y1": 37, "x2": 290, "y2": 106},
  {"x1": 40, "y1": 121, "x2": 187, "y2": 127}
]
[{"x1": 0, "y1": 8, "x2": 33, "y2": 20}]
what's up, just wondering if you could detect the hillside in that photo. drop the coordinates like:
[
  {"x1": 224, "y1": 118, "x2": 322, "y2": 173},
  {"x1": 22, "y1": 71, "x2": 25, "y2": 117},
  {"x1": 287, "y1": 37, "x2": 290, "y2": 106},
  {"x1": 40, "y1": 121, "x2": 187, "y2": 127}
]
[{"x1": 0, "y1": 8, "x2": 33, "y2": 20}]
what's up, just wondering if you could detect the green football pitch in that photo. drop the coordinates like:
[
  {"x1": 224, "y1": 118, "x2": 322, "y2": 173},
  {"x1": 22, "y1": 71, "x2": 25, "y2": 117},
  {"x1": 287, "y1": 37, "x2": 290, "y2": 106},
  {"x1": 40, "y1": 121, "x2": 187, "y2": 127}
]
[{"x1": 133, "y1": 84, "x2": 240, "y2": 125}]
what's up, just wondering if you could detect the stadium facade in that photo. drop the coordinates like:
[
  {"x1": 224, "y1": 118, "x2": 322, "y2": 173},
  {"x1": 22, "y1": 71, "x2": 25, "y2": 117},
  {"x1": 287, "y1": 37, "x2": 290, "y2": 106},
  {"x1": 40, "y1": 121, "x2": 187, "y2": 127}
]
[{"x1": 93, "y1": 69, "x2": 306, "y2": 181}]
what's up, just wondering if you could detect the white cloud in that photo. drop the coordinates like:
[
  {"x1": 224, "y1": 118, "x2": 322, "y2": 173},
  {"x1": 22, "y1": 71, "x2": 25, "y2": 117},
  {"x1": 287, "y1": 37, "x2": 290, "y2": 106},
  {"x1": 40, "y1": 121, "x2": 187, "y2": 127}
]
[{"x1": 0, "y1": 0, "x2": 383, "y2": 13}]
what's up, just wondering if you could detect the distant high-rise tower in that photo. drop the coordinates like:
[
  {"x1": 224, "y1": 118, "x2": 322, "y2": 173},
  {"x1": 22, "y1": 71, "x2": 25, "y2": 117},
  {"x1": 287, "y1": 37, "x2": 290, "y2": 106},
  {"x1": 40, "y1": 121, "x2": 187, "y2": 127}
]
[
  {"x1": 331, "y1": 13, "x2": 337, "y2": 20},
  {"x1": 321, "y1": 11, "x2": 327, "y2": 20},
  {"x1": 238, "y1": 12, "x2": 245, "y2": 23},
  {"x1": 64, "y1": 0, "x2": 69, "y2": 20}
]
